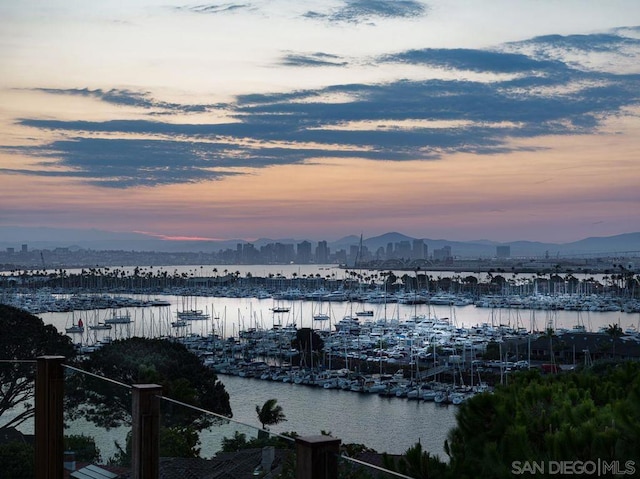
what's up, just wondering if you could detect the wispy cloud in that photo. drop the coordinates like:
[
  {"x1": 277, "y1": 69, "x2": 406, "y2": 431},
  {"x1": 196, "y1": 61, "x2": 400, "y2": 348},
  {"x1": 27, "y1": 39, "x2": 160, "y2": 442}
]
[
  {"x1": 502, "y1": 31, "x2": 640, "y2": 73},
  {"x1": 30, "y1": 88, "x2": 218, "y2": 114},
  {"x1": 522, "y1": 32, "x2": 640, "y2": 54},
  {"x1": 176, "y1": 3, "x2": 255, "y2": 15},
  {"x1": 176, "y1": 0, "x2": 427, "y2": 23},
  {"x1": 5, "y1": 30, "x2": 640, "y2": 189},
  {"x1": 280, "y1": 52, "x2": 349, "y2": 67},
  {"x1": 304, "y1": 0, "x2": 428, "y2": 24}
]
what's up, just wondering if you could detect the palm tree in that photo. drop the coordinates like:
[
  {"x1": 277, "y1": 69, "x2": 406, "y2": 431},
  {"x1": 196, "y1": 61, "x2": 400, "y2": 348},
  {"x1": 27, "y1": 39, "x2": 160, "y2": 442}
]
[
  {"x1": 605, "y1": 323, "x2": 624, "y2": 358},
  {"x1": 256, "y1": 398, "x2": 286, "y2": 431},
  {"x1": 543, "y1": 327, "x2": 556, "y2": 367}
]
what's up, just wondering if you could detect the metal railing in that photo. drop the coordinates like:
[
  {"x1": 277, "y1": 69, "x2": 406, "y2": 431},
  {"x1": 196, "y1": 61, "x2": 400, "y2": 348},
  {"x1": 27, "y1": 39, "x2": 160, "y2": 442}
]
[{"x1": 29, "y1": 356, "x2": 352, "y2": 479}]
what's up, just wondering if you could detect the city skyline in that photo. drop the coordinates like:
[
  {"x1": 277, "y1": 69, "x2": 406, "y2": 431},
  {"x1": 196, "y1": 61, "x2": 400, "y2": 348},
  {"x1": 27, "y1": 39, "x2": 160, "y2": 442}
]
[{"x1": 1, "y1": 1, "x2": 639, "y2": 244}]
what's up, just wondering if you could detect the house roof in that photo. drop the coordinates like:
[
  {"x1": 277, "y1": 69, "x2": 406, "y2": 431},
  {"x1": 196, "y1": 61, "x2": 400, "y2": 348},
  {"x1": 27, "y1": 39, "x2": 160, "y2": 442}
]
[
  {"x1": 118, "y1": 447, "x2": 287, "y2": 479},
  {"x1": 0, "y1": 427, "x2": 33, "y2": 445},
  {"x1": 70, "y1": 464, "x2": 119, "y2": 479}
]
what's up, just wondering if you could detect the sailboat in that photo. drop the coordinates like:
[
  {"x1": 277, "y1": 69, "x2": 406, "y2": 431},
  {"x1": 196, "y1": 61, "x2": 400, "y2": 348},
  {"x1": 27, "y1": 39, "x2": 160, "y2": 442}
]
[
  {"x1": 65, "y1": 314, "x2": 84, "y2": 334},
  {"x1": 271, "y1": 305, "x2": 291, "y2": 313},
  {"x1": 88, "y1": 322, "x2": 112, "y2": 331},
  {"x1": 104, "y1": 309, "x2": 133, "y2": 325},
  {"x1": 313, "y1": 296, "x2": 330, "y2": 321},
  {"x1": 177, "y1": 296, "x2": 211, "y2": 320},
  {"x1": 352, "y1": 233, "x2": 374, "y2": 318},
  {"x1": 313, "y1": 311, "x2": 330, "y2": 321},
  {"x1": 88, "y1": 311, "x2": 112, "y2": 331}
]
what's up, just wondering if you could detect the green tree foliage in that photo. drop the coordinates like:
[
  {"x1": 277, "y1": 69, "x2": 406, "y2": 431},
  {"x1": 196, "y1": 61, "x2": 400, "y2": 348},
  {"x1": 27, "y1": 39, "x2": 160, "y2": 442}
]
[
  {"x1": 0, "y1": 441, "x2": 34, "y2": 479},
  {"x1": 108, "y1": 426, "x2": 201, "y2": 466},
  {"x1": 220, "y1": 430, "x2": 295, "y2": 453},
  {"x1": 64, "y1": 434, "x2": 101, "y2": 463},
  {"x1": 482, "y1": 340, "x2": 500, "y2": 360},
  {"x1": 160, "y1": 426, "x2": 201, "y2": 457},
  {"x1": 446, "y1": 363, "x2": 640, "y2": 478},
  {"x1": 65, "y1": 337, "x2": 231, "y2": 431},
  {"x1": 0, "y1": 304, "x2": 75, "y2": 428},
  {"x1": 383, "y1": 442, "x2": 449, "y2": 479},
  {"x1": 291, "y1": 328, "x2": 324, "y2": 368},
  {"x1": 221, "y1": 431, "x2": 249, "y2": 452}
]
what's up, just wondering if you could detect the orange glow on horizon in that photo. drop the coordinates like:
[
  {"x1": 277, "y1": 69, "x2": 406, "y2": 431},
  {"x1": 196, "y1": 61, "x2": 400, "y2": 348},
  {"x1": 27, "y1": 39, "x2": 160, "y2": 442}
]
[{"x1": 134, "y1": 231, "x2": 227, "y2": 241}]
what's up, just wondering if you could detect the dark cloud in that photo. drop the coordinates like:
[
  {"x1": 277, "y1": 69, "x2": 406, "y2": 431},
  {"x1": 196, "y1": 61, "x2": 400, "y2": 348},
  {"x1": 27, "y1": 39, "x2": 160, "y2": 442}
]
[
  {"x1": 3, "y1": 138, "x2": 241, "y2": 188},
  {"x1": 9, "y1": 31, "x2": 640, "y2": 189},
  {"x1": 304, "y1": 0, "x2": 427, "y2": 24},
  {"x1": 521, "y1": 32, "x2": 640, "y2": 53},
  {"x1": 2, "y1": 132, "x2": 423, "y2": 188},
  {"x1": 280, "y1": 52, "x2": 349, "y2": 67},
  {"x1": 379, "y1": 48, "x2": 566, "y2": 73}
]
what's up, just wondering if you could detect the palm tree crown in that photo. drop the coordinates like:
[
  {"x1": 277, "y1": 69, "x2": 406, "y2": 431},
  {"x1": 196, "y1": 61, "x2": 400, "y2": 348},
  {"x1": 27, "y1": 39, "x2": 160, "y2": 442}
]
[{"x1": 256, "y1": 398, "x2": 286, "y2": 430}]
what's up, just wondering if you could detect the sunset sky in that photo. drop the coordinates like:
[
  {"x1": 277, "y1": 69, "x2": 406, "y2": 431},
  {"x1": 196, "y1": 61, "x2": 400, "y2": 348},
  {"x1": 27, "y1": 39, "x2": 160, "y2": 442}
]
[{"x1": 1, "y1": 0, "x2": 639, "y2": 244}]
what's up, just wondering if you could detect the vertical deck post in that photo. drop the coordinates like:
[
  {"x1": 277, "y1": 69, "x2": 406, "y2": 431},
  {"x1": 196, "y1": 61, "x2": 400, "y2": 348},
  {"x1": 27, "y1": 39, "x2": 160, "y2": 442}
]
[
  {"x1": 296, "y1": 435, "x2": 341, "y2": 479},
  {"x1": 131, "y1": 384, "x2": 162, "y2": 479},
  {"x1": 35, "y1": 355, "x2": 65, "y2": 479}
]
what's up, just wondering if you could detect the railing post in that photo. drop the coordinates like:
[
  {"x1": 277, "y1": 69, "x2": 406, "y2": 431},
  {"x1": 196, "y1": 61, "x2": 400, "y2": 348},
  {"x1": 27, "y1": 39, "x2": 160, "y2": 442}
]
[
  {"x1": 35, "y1": 355, "x2": 65, "y2": 479},
  {"x1": 131, "y1": 384, "x2": 162, "y2": 479},
  {"x1": 295, "y1": 435, "x2": 341, "y2": 479}
]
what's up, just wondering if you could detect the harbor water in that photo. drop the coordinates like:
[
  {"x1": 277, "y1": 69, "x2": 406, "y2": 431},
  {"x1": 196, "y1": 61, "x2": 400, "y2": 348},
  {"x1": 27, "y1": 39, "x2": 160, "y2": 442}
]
[{"x1": 219, "y1": 373, "x2": 459, "y2": 457}]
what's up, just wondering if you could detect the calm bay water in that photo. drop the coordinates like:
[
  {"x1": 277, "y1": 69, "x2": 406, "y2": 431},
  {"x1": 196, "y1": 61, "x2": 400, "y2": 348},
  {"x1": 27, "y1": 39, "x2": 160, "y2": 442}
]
[
  {"x1": 62, "y1": 374, "x2": 458, "y2": 461},
  {"x1": 218, "y1": 374, "x2": 458, "y2": 457}
]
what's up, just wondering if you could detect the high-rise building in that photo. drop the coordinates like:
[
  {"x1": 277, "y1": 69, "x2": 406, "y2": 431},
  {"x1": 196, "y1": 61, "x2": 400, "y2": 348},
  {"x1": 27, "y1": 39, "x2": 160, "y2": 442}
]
[
  {"x1": 297, "y1": 241, "x2": 312, "y2": 264},
  {"x1": 274, "y1": 243, "x2": 295, "y2": 263},
  {"x1": 496, "y1": 245, "x2": 511, "y2": 258},
  {"x1": 433, "y1": 245, "x2": 452, "y2": 261},
  {"x1": 242, "y1": 243, "x2": 258, "y2": 263},
  {"x1": 315, "y1": 241, "x2": 329, "y2": 264},
  {"x1": 412, "y1": 239, "x2": 425, "y2": 260},
  {"x1": 396, "y1": 241, "x2": 412, "y2": 259}
]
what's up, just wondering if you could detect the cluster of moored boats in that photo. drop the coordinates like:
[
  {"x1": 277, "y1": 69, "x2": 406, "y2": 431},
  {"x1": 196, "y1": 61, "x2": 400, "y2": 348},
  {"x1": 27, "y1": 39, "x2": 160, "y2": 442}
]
[
  {"x1": 166, "y1": 314, "x2": 520, "y2": 405},
  {"x1": 207, "y1": 360, "x2": 490, "y2": 405},
  {"x1": 2, "y1": 290, "x2": 171, "y2": 314},
  {"x1": 4, "y1": 284, "x2": 640, "y2": 315}
]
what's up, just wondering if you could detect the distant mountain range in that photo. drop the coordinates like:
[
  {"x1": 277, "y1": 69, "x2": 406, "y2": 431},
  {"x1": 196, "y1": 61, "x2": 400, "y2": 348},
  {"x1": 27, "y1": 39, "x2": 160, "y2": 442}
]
[
  {"x1": 0, "y1": 226, "x2": 640, "y2": 258},
  {"x1": 0, "y1": 227, "x2": 639, "y2": 258},
  {"x1": 354, "y1": 232, "x2": 640, "y2": 258}
]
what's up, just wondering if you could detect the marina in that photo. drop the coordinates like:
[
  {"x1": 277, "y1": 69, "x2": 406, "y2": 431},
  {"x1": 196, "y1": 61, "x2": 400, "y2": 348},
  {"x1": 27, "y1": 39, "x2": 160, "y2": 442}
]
[
  {"x1": 2, "y1": 264, "x2": 640, "y2": 457},
  {"x1": 23, "y1": 291, "x2": 638, "y2": 341},
  {"x1": 4, "y1": 264, "x2": 638, "y2": 364},
  {"x1": 25, "y1": 283, "x2": 640, "y2": 407}
]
